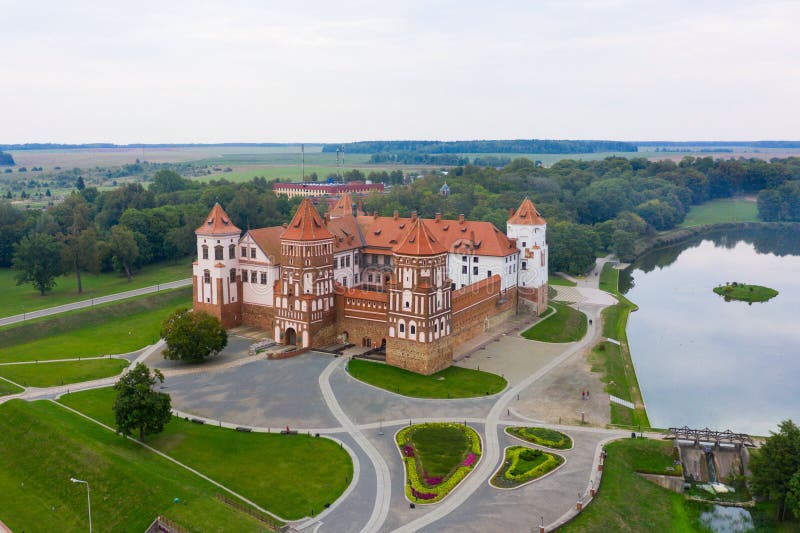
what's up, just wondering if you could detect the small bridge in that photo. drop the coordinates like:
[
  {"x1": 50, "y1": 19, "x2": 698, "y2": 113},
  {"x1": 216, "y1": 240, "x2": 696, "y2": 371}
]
[{"x1": 666, "y1": 426, "x2": 755, "y2": 447}]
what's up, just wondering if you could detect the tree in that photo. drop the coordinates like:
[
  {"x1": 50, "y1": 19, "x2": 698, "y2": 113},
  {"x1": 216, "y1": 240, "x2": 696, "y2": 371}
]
[
  {"x1": 548, "y1": 222, "x2": 600, "y2": 275},
  {"x1": 750, "y1": 419, "x2": 800, "y2": 521},
  {"x1": 12, "y1": 233, "x2": 62, "y2": 295},
  {"x1": 161, "y1": 308, "x2": 227, "y2": 363},
  {"x1": 149, "y1": 169, "x2": 192, "y2": 195},
  {"x1": 75, "y1": 176, "x2": 85, "y2": 190},
  {"x1": 109, "y1": 224, "x2": 139, "y2": 281},
  {"x1": 113, "y1": 363, "x2": 171, "y2": 441},
  {"x1": 787, "y1": 471, "x2": 800, "y2": 520},
  {"x1": 53, "y1": 193, "x2": 97, "y2": 293}
]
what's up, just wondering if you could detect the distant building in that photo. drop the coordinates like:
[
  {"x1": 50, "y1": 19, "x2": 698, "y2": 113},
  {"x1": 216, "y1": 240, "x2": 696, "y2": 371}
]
[
  {"x1": 193, "y1": 194, "x2": 548, "y2": 375},
  {"x1": 272, "y1": 181, "x2": 384, "y2": 199}
]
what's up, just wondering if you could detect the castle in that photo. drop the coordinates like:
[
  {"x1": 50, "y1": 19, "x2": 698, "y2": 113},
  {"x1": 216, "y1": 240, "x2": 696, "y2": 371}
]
[{"x1": 192, "y1": 195, "x2": 548, "y2": 374}]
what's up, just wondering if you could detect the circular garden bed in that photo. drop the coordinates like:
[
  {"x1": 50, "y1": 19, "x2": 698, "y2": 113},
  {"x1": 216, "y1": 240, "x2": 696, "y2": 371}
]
[
  {"x1": 490, "y1": 446, "x2": 565, "y2": 489},
  {"x1": 506, "y1": 426, "x2": 572, "y2": 449},
  {"x1": 396, "y1": 422, "x2": 482, "y2": 504}
]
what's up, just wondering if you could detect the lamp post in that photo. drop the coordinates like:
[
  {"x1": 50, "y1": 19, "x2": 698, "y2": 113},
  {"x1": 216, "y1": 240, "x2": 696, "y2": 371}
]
[{"x1": 70, "y1": 477, "x2": 92, "y2": 533}]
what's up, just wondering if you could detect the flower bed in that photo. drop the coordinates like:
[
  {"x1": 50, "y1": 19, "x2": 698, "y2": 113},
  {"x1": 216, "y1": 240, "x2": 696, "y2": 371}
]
[
  {"x1": 396, "y1": 422, "x2": 482, "y2": 504},
  {"x1": 507, "y1": 426, "x2": 572, "y2": 449},
  {"x1": 490, "y1": 446, "x2": 565, "y2": 488}
]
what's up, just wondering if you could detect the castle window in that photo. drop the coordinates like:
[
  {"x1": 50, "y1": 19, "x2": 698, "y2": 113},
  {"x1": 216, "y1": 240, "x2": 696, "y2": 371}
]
[
  {"x1": 522, "y1": 241, "x2": 527, "y2": 247},
  {"x1": 487, "y1": 270, "x2": 492, "y2": 278},
  {"x1": 229, "y1": 245, "x2": 236, "y2": 259},
  {"x1": 434, "y1": 322, "x2": 438, "y2": 332},
  {"x1": 405, "y1": 301, "x2": 410, "y2": 308},
  {"x1": 241, "y1": 269, "x2": 248, "y2": 281},
  {"x1": 462, "y1": 265, "x2": 467, "y2": 274},
  {"x1": 241, "y1": 246, "x2": 247, "y2": 257},
  {"x1": 473, "y1": 266, "x2": 478, "y2": 275},
  {"x1": 522, "y1": 261, "x2": 527, "y2": 270},
  {"x1": 251, "y1": 271, "x2": 257, "y2": 283},
  {"x1": 473, "y1": 257, "x2": 478, "y2": 263},
  {"x1": 203, "y1": 270, "x2": 211, "y2": 283},
  {"x1": 250, "y1": 247, "x2": 256, "y2": 259},
  {"x1": 368, "y1": 274, "x2": 373, "y2": 282},
  {"x1": 410, "y1": 325, "x2": 416, "y2": 334},
  {"x1": 462, "y1": 256, "x2": 467, "y2": 262},
  {"x1": 214, "y1": 245, "x2": 224, "y2": 261},
  {"x1": 346, "y1": 256, "x2": 351, "y2": 267},
  {"x1": 229, "y1": 269, "x2": 236, "y2": 282},
  {"x1": 202, "y1": 245, "x2": 209, "y2": 260},
  {"x1": 399, "y1": 323, "x2": 405, "y2": 333},
  {"x1": 261, "y1": 272, "x2": 267, "y2": 285}
]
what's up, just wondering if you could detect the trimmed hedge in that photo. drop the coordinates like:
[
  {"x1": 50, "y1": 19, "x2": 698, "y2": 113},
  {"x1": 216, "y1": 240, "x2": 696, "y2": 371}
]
[
  {"x1": 491, "y1": 446, "x2": 565, "y2": 487},
  {"x1": 396, "y1": 423, "x2": 482, "y2": 504},
  {"x1": 507, "y1": 426, "x2": 572, "y2": 449}
]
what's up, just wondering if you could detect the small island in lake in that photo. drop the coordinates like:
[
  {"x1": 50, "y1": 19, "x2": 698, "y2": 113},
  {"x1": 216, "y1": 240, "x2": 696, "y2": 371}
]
[{"x1": 714, "y1": 282, "x2": 778, "y2": 303}]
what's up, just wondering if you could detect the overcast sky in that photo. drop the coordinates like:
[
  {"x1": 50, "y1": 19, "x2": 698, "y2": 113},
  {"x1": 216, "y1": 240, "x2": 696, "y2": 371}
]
[{"x1": 1, "y1": 0, "x2": 798, "y2": 144}]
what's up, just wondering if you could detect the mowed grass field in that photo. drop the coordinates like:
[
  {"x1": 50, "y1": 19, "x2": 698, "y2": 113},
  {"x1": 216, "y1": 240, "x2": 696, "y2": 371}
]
[
  {"x1": 0, "y1": 258, "x2": 191, "y2": 317},
  {"x1": 0, "y1": 399, "x2": 269, "y2": 532},
  {"x1": 679, "y1": 198, "x2": 760, "y2": 227},
  {"x1": 59, "y1": 387, "x2": 353, "y2": 521},
  {"x1": 0, "y1": 359, "x2": 128, "y2": 387},
  {"x1": 347, "y1": 359, "x2": 507, "y2": 398},
  {"x1": 522, "y1": 301, "x2": 587, "y2": 343},
  {"x1": 0, "y1": 378, "x2": 24, "y2": 396},
  {"x1": 0, "y1": 288, "x2": 191, "y2": 363}
]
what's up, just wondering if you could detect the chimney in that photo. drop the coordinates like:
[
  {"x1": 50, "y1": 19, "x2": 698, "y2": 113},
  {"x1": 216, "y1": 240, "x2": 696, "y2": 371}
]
[
  {"x1": 434, "y1": 212, "x2": 441, "y2": 223},
  {"x1": 411, "y1": 211, "x2": 418, "y2": 222},
  {"x1": 458, "y1": 214, "x2": 465, "y2": 224},
  {"x1": 509, "y1": 207, "x2": 515, "y2": 218},
  {"x1": 470, "y1": 230, "x2": 475, "y2": 243},
  {"x1": 393, "y1": 210, "x2": 399, "y2": 220}
]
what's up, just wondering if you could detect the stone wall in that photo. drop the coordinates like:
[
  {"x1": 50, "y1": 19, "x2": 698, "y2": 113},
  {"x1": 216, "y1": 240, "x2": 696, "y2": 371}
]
[
  {"x1": 193, "y1": 276, "x2": 242, "y2": 329},
  {"x1": 386, "y1": 336, "x2": 452, "y2": 375},
  {"x1": 334, "y1": 289, "x2": 389, "y2": 347},
  {"x1": 242, "y1": 302, "x2": 275, "y2": 332},
  {"x1": 451, "y1": 276, "x2": 517, "y2": 346}
]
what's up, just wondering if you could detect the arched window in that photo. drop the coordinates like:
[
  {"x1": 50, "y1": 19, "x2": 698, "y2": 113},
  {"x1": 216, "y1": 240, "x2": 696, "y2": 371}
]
[
  {"x1": 229, "y1": 245, "x2": 236, "y2": 259},
  {"x1": 399, "y1": 323, "x2": 405, "y2": 333},
  {"x1": 203, "y1": 270, "x2": 211, "y2": 284},
  {"x1": 214, "y1": 245, "x2": 224, "y2": 261},
  {"x1": 410, "y1": 325, "x2": 416, "y2": 334},
  {"x1": 202, "y1": 245, "x2": 208, "y2": 260},
  {"x1": 229, "y1": 269, "x2": 236, "y2": 283}
]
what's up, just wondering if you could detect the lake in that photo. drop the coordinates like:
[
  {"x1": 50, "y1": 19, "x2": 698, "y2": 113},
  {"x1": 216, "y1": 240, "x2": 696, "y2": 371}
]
[{"x1": 621, "y1": 228, "x2": 800, "y2": 436}]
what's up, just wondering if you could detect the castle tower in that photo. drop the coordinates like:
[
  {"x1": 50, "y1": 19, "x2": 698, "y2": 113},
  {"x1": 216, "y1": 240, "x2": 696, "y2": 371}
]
[
  {"x1": 386, "y1": 217, "x2": 453, "y2": 375},
  {"x1": 506, "y1": 197, "x2": 548, "y2": 314},
  {"x1": 273, "y1": 198, "x2": 337, "y2": 348},
  {"x1": 192, "y1": 203, "x2": 243, "y2": 328}
]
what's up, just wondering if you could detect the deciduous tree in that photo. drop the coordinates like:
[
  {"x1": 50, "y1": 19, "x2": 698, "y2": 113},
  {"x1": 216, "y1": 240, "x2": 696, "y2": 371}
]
[
  {"x1": 161, "y1": 308, "x2": 227, "y2": 363},
  {"x1": 109, "y1": 224, "x2": 139, "y2": 282},
  {"x1": 12, "y1": 233, "x2": 62, "y2": 295},
  {"x1": 750, "y1": 419, "x2": 800, "y2": 521},
  {"x1": 113, "y1": 363, "x2": 171, "y2": 441}
]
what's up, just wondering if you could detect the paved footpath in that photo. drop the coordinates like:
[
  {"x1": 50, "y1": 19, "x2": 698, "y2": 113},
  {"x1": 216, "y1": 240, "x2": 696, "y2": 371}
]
[{"x1": 0, "y1": 278, "x2": 191, "y2": 327}]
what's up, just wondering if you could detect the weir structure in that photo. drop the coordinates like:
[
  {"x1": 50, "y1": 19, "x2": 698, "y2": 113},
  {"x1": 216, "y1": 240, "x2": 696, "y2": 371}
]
[{"x1": 667, "y1": 426, "x2": 755, "y2": 448}]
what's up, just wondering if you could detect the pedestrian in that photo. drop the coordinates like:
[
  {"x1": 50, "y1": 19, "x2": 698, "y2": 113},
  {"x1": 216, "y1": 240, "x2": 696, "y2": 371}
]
[
  {"x1": 581, "y1": 391, "x2": 585, "y2": 400},
  {"x1": 587, "y1": 390, "x2": 590, "y2": 399}
]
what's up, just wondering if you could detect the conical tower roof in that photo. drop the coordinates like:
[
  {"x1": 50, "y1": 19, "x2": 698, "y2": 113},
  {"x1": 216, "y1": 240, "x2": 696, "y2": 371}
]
[
  {"x1": 392, "y1": 217, "x2": 447, "y2": 256},
  {"x1": 195, "y1": 203, "x2": 241, "y2": 235},
  {"x1": 282, "y1": 198, "x2": 333, "y2": 241},
  {"x1": 508, "y1": 197, "x2": 546, "y2": 225}
]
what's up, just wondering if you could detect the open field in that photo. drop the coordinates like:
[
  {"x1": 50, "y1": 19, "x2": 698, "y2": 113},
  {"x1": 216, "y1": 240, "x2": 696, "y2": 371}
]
[
  {"x1": 559, "y1": 439, "x2": 700, "y2": 532},
  {"x1": 0, "y1": 359, "x2": 128, "y2": 387},
  {"x1": 0, "y1": 288, "x2": 191, "y2": 362},
  {"x1": 599, "y1": 262, "x2": 619, "y2": 293},
  {"x1": 548, "y1": 274, "x2": 577, "y2": 287},
  {"x1": 679, "y1": 198, "x2": 760, "y2": 227},
  {"x1": 0, "y1": 399, "x2": 270, "y2": 532},
  {"x1": 521, "y1": 301, "x2": 587, "y2": 343},
  {"x1": 0, "y1": 378, "x2": 23, "y2": 396},
  {"x1": 347, "y1": 358, "x2": 507, "y2": 398},
  {"x1": 0, "y1": 258, "x2": 190, "y2": 317},
  {"x1": 60, "y1": 387, "x2": 353, "y2": 520}
]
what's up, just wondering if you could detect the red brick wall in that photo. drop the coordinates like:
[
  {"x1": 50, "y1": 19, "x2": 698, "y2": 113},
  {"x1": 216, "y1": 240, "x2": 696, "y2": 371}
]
[
  {"x1": 242, "y1": 303, "x2": 275, "y2": 331},
  {"x1": 192, "y1": 276, "x2": 242, "y2": 329},
  {"x1": 451, "y1": 276, "x2": 517, "y2": 346}
]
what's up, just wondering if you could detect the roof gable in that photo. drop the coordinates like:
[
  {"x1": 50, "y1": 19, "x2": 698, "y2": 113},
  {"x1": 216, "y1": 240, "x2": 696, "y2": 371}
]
[
  {"x1": 392, "y1": 218, "x2": 447, "y2": 256},
  {"x1": 196, "y1": 203, "x2": 241, "y2": 235},
  {"x1": 281, "y1": 198, "x2": 333, "y2": 241},
  {"x1": 508, "y1": 197, "x2": 546, "y2": 225}
]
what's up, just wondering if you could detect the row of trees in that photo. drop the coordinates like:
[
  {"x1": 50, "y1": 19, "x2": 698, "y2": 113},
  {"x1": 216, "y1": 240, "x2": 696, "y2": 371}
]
[{"x1": 324, "y1": 139, "x2": 638, "y2": 154}]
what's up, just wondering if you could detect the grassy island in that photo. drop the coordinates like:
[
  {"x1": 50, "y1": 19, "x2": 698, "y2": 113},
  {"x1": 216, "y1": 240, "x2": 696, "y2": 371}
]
[
  {"x1": 713, "y1": 282, "x2": 778, "y2": 303},
  {"x1": 346, "y1": 359, "x2": 506, "y2": 398},
  {"x1": 506, "y1": 426, "x2": 572, "y2": 449},
  {"x1": 396, "y1": 423, "x2": 481, "y2": 503},
  {"x1": 490, "y1": 446, "x2": 564, "y2": 488}
]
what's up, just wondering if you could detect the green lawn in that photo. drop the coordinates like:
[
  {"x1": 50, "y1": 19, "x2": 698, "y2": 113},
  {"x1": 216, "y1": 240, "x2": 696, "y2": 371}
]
[
  {"x1": 599, "y1": 263, "x2": 619, "y2": 293},
  {"x1": 491, "y1": 446, "x2": 564, "y2": 488},
  {"x1": 0, "y1": 258, "x2": 191, "y2": 317},
  {"x1": 59, "y1": 388, "x2": 353, "y2": 520},
  {"x1": 679, "y1": 198, "x2": 759, "y2": 228},
  {"x1": 521, "y1": 301, "x2": 587, "y2": 343},
  {"x1": 0, "y1": 359, "x2": 128, "y2": 387},
  {"x1": 347, "y1": 359, "x2": 507, "y2": 398},
  {"x1": 507, "y1": 426, "x2": 572, "y2": 449},
  {"x1": 713, "y1": 283, "x2": 778, "y2": 303},
  {"x1": 548, "y1": 274, "x2": 577, "y2": 287},
  {"x1": 0, "y1": 288, "x2": 190, "y2": 363},
  {"x1": 559, "y1": 439, "x2": 705, "y2": 532},
  {"x1": 406, "y1": 424, "x2": 469, "y2": 479},
  {"x1": 0, "y1": 378, "x2": 24, "y2": 396},
  {"x1": 0, "y1": 399, "x2": 269, "y2": 532}
]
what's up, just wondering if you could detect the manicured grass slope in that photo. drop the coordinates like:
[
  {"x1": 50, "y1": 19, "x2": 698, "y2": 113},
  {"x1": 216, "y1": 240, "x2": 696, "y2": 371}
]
[
  {"x1": 410, "y1": 424, "x2": 470, "y2": 478},
  {"x1": 559, "y1": 439, "x2": 705, "y2": 532},
  {"x1": 548, "y1": 274, "x2": 577, "y2": 287},
  {"x1": 679, "y1": 198, "x2": 759, "y2": 228},
  {"x1": 599, "y1": 262, "x2": 619, "y2": 293},
  {"x1": 0, "y1": 359, "x2": 128, "y2": 387},
  {"x1": 0, "y1": 288, "x2": 190, "y2": 363},
  {"x1": 59, "y1": 388, "x2": 352, "y2": 520},
  {"x1": 521, "y1": 301, "x2": 587, "y2": 343},
  {"x1": 0, "y1": 259, "x2": 190, "y2": 316},
  {"x1": 347, "y1": 359, "x2": 506, "y2": 398},
  {"x1": 0, "y1": 399, "x2": 267, "y2": 532},
  {"x1": 0, "y1": 378, "x2": 23, "y2": 396}
]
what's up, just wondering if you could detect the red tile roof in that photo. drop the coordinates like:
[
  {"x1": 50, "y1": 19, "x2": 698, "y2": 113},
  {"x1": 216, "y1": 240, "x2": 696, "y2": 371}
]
[
  {"x1": 247, "y1": 226, "x2": 285, "y2": 261},
  {"x1": 328, "y1": 193, "x2": 365, "y2": 218},
  {"x1": 196, "y1": 203, "x2": 241, "y2": 235},
  {"x1": 281, "y1": 198, "x2": 333, "y2": 241},
  {"x1": 327, "y1": 215, "x2": 364, "y2": 252},
  {"x1": 392, "y1": 218, "x2": 447, "y2": 256},
  {"x1": 508, "y1": 197, "x2": 546, "y2": 225}
]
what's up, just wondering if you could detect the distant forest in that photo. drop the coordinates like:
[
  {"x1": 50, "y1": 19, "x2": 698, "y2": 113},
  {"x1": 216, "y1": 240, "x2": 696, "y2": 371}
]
[
  {"x1": 0, "y1": 152, "x2": 14, "y2": 165},
  {"x1": 322, "y1": 139, "x2": 638, "y2": 154},
  {"x1": 0, "y1": 143, "x2": 313, "y2": 151},
  {"x1": 637, "y1": 141, "x2": 800, "y2": 148}
]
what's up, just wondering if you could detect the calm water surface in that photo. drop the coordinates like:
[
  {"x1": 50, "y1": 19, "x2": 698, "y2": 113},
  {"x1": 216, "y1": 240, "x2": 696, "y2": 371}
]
[{"x1": 622, "y1": 229, "x2": 800, "y2": 435}]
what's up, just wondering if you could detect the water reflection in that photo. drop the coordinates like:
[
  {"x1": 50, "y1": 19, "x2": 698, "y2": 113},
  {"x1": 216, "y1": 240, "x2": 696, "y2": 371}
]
[{"x1": 622, "y1": 228, "x2": 800, "y2": 435}]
